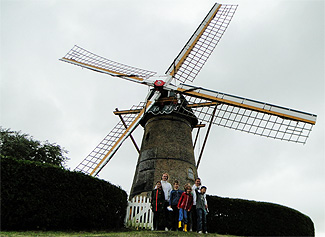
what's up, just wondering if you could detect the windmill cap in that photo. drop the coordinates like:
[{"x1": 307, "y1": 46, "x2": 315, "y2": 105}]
[{"x1": 154, "y1": 80, "x2": 165, "y2": 87}]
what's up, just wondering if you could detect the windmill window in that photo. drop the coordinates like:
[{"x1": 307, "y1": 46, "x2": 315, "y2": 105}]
[
  {"x1": 145, "y1": 132, "x2": 150, "y2": 141},
  {"x1": 188, "y1": 168, "x2": 194, "y2": 180}
]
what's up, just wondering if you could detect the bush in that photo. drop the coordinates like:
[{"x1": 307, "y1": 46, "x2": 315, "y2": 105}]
[
  {"x1": 1, "y1": 156, "x2": 127, "y2": 231},
  {"x1": 206, "y1": 195, "x2": 314, "y2": 236}
]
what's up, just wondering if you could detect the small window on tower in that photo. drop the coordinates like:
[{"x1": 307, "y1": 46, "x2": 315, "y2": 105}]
[
  {"x1": 188, "y1": 168, "x2": 194, "y2": 180},
  {"x1": 145, "y1": 132, "x2": 150, "y2": 141}
]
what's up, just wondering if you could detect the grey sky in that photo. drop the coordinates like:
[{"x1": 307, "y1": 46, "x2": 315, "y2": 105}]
[{"x1": 1, "y1": 0, "x2": 324, "y2": 235}]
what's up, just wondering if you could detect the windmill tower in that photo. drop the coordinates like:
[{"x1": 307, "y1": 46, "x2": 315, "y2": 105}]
[
  {"x1": 60, "y1": 3, "x2": 317, "y2": 199},
  {"x1": 130, "y1": 89, "x2": 199, "y2": 197}
]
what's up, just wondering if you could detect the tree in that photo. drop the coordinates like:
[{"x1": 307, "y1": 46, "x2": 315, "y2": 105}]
[{"x1": 0, "y1": 127, "x2": 69, "y2": 167}]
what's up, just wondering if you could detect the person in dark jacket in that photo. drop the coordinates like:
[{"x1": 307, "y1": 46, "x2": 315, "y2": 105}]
[
  {"x1": 168, "y1": 180, "x2": 183, "y2": 231},
  {"x1": 151, "y1": 181, "x2": 165, "y2": 230},
  {"x1": 177, "y1": 185, "x2": 193, "y2": 232},
  {"x1": 195, "y1": 186, "x2": 208, "y2": 234},
  {"x1": 191, "y1": 177, "x2": 206, "y2": 232}
]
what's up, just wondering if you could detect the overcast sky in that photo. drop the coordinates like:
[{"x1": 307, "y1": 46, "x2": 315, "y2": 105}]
[{"x1": 1, "y1": 0, "x2": 324, "y2": 235}]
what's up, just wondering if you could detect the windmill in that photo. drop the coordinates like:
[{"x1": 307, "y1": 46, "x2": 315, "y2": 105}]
[{"x1": 60, "y1": 3, "x2": 317, "y2": 198}]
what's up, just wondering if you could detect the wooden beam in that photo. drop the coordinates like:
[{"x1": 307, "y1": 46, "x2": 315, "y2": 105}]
[
  {"x1": 187, "y1": 102, "x2": 218, "y2": 108},
  {"x1": 194, "y1": 124, "x2": 206, "y2": 128},
  {"x1": 197, "y1": 104, "x2": 217, "y2": 168},
  {"x1": 114, "y1": 109, "x2": 142, "y2": 115},
  {"x1": 157, "y1": 97, "x2": 178, "y2": 103},
  {"x1": 115, "y1": 108, "x2": 140, "y2": 154},
  {"x1": 193, "y1": 123, "x2": 205, "y2": 149}
]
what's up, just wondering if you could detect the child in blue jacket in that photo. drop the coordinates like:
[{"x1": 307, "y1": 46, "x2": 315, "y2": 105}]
[{"x1": 168, "y1": 180, "x2": 183, "y2": 231}]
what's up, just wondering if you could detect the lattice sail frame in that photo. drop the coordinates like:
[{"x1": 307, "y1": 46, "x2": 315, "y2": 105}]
[
  {"x1": 166, "y1": 3, "x2": 238, "y2": 84},
  {"x1": 75, "y1": 102, "x2": 147, "y2": 176},
  {"x1": 178, "y1": 95, "x2": 314, "y2": 144},
  {"x1": 106, "y1": 86, "x2": 316, "y2": 145},
  {"x1": 61, "y1": 3, "x2": 317, "y2": 176},
  {"x1": 61, "y1": 45, "x2": 157, "y2": 82}
]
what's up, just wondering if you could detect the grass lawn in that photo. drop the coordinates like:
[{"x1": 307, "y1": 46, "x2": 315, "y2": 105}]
[{"x1": 0, "y1": 230, "x2": 239, "y2": 236}]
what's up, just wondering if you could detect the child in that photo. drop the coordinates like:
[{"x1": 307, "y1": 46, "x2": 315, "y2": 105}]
[
  {"x1": 151, "y1": 181, "x2": 165, "y2": 230},
  {"x1": 168, "y1": 180, "x2": 183, "y2": 231},
  {"x1": 195, "y1": 186, "x2": 208, "y2": 234},
  {"x1": 177, "y1": 185, "x2": 193, "y2": 232}
]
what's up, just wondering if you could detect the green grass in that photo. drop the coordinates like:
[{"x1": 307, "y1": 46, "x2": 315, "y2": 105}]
[{"x1": 0, "y1": 230, "x2": 238, "y2": 236}]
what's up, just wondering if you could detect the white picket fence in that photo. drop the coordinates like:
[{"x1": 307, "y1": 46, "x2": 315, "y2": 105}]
[{"x1": 124, "y1": 195, "x2": 153, "y2": 230}]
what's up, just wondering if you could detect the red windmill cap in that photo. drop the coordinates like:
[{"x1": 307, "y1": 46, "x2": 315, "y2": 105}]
[{"x1": 154, "y1": 80, "x2": 165, "y2": 87}]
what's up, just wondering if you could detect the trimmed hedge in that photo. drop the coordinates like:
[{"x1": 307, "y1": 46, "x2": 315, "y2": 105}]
[
  {"x1": 1, "y1": 157, "x2": 127, "y2": 231},
  {"x1": 206, "y1": 195, "x2": 314, "y2": 236},
  {"x1": 1, "y1": 156, "x2": 315, "y2": 235}
]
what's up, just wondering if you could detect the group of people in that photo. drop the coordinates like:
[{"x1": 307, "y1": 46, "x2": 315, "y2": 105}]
[{"x1": 150, "y1": 173, "x2": 208, "y2": 234}]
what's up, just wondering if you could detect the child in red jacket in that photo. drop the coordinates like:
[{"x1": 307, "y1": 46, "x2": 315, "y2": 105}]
[{"x1": 177, "y1": 185, "x2": 193, "y2": 232}]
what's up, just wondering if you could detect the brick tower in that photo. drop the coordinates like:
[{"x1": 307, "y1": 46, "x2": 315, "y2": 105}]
[{"x1": 130, "y1": 92, "x2": 198, "y2": 198}]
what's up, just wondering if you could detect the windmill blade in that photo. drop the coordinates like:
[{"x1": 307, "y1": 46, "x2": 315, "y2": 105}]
[
  {"x1": 165, "y1": 3, "x2": 237, "y2": 84},
  {"x1": 75, "y1": 93, "x2": 160, "y2": 176},
  {"x1": 60, "y1": 45, "x2": 157, "y2": 85},
  {"x1": 175, "y1": 84, "x2": 316, "y2": 144},
  {"x1": 74, "y1": 102, "x2": 145, "y2": 175}
]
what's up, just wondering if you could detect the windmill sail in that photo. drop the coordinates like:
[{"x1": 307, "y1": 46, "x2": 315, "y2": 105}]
[
  {"x1": 166, "y1": 3, "x2": 237, "y2": 84},
  {"x1": 60, "y1": 45, "x2": 157, "y2": 84},
  {"x1": 61, "y1": 2, "x2": 317, "y2": 183},
  {"x1": 174, "y1": 84, "x2": 316, "y2": 144},
  {"x1": 74, "y1": 95, "x2": 159, "y2": 176}
]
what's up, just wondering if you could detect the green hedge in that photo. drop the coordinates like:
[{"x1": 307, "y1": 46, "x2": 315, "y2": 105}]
[
  {"x1": 206, "y1": 195, "x2": 314, "y2": 236},
  {"x1": 1, "y1": 157, "x2": 127, "y2": 231}
]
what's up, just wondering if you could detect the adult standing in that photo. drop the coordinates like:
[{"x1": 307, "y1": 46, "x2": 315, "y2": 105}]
[
  {"x1": 161, "y1": 173, "x2": 172, "y2": 231},
  {"x1": 191, "y1": 178, "x2": 207, "y2": 232},
  {"x1": 151, "y1": 181, "x2": 165, "y2": 231}
]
